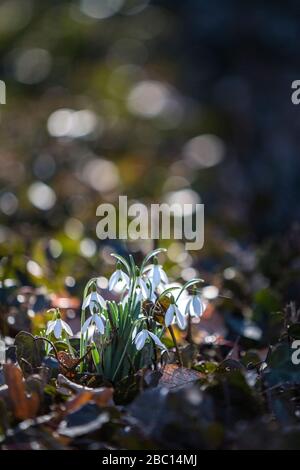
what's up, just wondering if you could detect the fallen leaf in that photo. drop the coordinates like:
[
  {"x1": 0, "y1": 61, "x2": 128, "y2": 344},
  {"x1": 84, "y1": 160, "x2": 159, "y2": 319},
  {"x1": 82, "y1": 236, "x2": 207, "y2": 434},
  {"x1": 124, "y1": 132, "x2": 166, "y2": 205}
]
[
  {"x1": 58, "y1": 403, "x2": 110, "y2": 438},
  {"x1": 3, "y1": 364, "x2": 40, "y2": 420},
  {"x1": 57, "y1": 351, "x2": 79, "y2": 378},
  {"x1": 159, "y1": 364, "x2": 203, "y2": 389},
  {"x1": 57, "y1": 374, "x2": 113, "y2": 406},
  {"x1": 65, "y1": 391, "x2": 93, "y2": 413}
]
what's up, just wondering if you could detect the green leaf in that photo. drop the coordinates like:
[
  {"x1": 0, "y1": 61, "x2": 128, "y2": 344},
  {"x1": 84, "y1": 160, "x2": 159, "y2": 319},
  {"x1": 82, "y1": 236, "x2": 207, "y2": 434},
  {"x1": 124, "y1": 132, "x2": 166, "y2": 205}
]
[
  {"x1": 194, "y1": 361, "x2": 218, "y2": 374},
  {"x1": 15, "y1": 331, "x2": 46, "y2": 375},
  {"x1": 129, "y1": 254, "x2": 136, "y2": 275}
]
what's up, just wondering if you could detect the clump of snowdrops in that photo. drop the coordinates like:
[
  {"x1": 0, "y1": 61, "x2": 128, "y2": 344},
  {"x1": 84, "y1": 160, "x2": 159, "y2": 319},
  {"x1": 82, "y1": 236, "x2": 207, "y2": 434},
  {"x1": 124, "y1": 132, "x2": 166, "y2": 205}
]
[{"x1": 44, "y1": 248, "x2": 204, "y2": 383}]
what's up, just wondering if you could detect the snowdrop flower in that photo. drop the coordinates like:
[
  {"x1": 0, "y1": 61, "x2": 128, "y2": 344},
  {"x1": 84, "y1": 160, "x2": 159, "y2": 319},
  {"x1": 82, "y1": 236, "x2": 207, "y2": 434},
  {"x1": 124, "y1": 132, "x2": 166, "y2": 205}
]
[
  {"x1": 46, "y1": 313, "x2": 73, "y2": 339},
  {"x1": 185, "y1": 293, "x2": 204, "y2": 318},
  {"x1": 82, "y1": 290, "x2": 106, "y2": 313},
  {"x1": 134, "y1": 329, "x2": 166, "y2": 351},
  {"x1": 135, "y1": 272, "x2": 150, "y2": 300},
  {"x1": 109, "y1": 264, "x2": 130, "y2": 291},
  {"x1": 135, "y1": 288, "x2": 157, "y2": 305},
  {"x1": 82, "y1": 312, "x2": 106, "y2": 335},
  {"x1": 144, "y1": 257, "x2": 168, "y2": 289},
  {"x1": 165, "y1": 299, "x2": 186, "y2": 329}
]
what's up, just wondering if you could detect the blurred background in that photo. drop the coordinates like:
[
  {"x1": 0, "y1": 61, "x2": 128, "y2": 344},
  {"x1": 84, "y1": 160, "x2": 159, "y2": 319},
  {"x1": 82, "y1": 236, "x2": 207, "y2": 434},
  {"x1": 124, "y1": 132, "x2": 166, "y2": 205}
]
[{"x1": 0, "y1": 0, "x2": 299, "y2": 338}]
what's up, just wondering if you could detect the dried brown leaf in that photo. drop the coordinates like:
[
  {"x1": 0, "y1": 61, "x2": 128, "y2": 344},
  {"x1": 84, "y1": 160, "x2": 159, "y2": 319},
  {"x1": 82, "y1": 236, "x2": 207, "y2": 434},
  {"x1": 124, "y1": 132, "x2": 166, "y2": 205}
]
[
  {"x1": 3, "y1": 363, "x2": 40, "y2": 420},
  {"x1": 159, "y1": 364, "x2": 202, "y2": 389}
]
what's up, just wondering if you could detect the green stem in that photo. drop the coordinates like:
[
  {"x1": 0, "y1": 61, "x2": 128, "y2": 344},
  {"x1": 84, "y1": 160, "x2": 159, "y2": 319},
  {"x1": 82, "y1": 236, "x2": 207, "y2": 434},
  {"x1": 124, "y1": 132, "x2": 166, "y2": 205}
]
[
  {"x1": 79, "y1": 278, "x2": 96, "y2": 371},
  {"x1": 107, "y1": 306, "x2": 116, "y2": 333},
  {"x1": 186, "y1": 314, "x2": 193, "y2": 343},
  {"x1": 146, "y1": 318, "x2": 157, "y2": 370},
  {"x1": 112, "y1": 322, "x2": 137, "y2": 382}
]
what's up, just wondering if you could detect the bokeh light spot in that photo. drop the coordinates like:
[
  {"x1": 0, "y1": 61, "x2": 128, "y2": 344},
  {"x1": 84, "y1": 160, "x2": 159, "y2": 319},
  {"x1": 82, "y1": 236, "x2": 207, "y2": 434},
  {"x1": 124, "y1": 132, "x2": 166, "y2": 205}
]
[
  {"x1": 80, "y1": 238, "x2": 97, "y2": 257},
  {"x1": 80, "y1": 0, "x2": 124, "y2": 20},
  {"x1": 0, "y1": 192, "x2": 18, "y2": 215},
  {"x1": 82, "y1": 158, "x2": 120, "y2": 193},
  {"x1": 14, "y1": 48, "x2": 51, "y2": 84},
  {"x1": 28, "y1": 182, "x2": 56, "y2": 211},
  {"x1": 183, "y1": 134, "x2": 225, "y2": 169},
  {"x1": 127, "y1": 80, "x2": 169, "y2": 118}
]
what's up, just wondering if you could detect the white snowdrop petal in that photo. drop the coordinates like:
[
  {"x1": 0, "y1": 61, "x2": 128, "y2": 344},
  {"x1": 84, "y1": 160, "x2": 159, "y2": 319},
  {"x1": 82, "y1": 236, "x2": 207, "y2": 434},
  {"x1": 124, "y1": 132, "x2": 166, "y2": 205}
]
[
  {"x1": 46, "y1": 320, "x2": 55, "y2": 335},
  {"x1": 165, "y1": 305, "x2": 174, "y2": 327},
  {"x1": 61, "y1": 320, "x2": 73, "y2": 336},
  {"x1": 148, "y1": 331, "x2": 166, "y2": 350},
  {"x1": 192, "y1": 296, "x2": 203, "y2": 317},
  {"x1": 175, "y1": 307, "x2": 186, "y2": 330},
  {"x1": 81, "y1": 316, "x2": 92, "y2": 334},
  {"x1": 135, "y1": 330, "x2": 147, "y2": 350},
  {"x1": 54, "y1": 319, "x2": 62, "y2": 339},
  {"x1": 108, "y1": 270, "x2": 119, "y2": 291},
  {"x1": 94, "y1": 314, "x2": 105, "y2": 334},
  {"x1": 132, "y1": 325, "x2": 138, "y2": 341},
  {"x1": 82, "y1": 293, "x2": 91, "y2": 309},
  {"x1": 122, "y1": 293, "x2": 130, "y2": 307},
  {"x1": 139, "y1": 278, "x2": 149, "y2": 298},
  {"x1": 152, "y1": 266, "x2": 161, "y2": 288},
  {"x1": 159, "y1": 267, "x2": 168, "y2": 284},
  {"x1": 89, "y1": 300, "x2": 98, "y2": 314},
  {"x1": 135, "y1": 288, "x2": 143, "y2": 303},
  {"x1": 121, "y1": 271, "x2": 130, "y2": 288},
  {"x1": 146, "y1": 273, "x2": 156, "y2": 291},
  {"x1": 91, "y1": 292, "x2": 106, "y2": 308},
  {"x1": 97, "y1": 294, "x2": 106, "y2": 308}
]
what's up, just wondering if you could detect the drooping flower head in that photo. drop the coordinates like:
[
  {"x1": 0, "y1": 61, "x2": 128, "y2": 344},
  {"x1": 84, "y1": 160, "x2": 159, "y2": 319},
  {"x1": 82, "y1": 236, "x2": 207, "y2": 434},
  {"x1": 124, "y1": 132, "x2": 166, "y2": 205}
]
[
  {"x1": 165, "y1": 296, "x2": 186, "y2": 330},
  {"x1": 133, "y1": 328, "x2": 166, "y2": 351},
  {"x1": 82, "y1": 289, "x2": 106, "y2": 313},
  {"x1": 109, "y1": 262, "x2": 130, "y2": 291},
  {"x1": 46, "y1": 309, "x2": 73, "y2": 339},
  {"x1": 81, "y1": 312, "x2": 106, "y2": 335},
  {"x1": 135, "y1": 267, "x2": 150, "y2": 300},
  {"x1": 82, "y1": 286, "x2": 106, "y2": 335},
  {"x1": 144, "y1": 256, "x2": 168, "y2": 290},
  {"x1": 185, "y1": 289, "x2": 204, "y2": 318}
]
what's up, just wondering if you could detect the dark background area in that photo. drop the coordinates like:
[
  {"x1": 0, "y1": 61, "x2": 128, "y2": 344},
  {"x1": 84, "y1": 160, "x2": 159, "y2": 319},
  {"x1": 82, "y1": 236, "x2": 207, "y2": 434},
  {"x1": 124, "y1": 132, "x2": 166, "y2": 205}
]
[{"x1": 0, "y1": 0, "x2": 299, "y2": 294}]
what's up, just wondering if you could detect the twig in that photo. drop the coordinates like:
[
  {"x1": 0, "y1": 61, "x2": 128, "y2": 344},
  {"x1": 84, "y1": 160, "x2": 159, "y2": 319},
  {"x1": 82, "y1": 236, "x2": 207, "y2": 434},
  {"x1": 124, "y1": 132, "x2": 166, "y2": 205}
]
[{"x1": 34, "y1": 336, "x2": 59, "y2": 361}]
